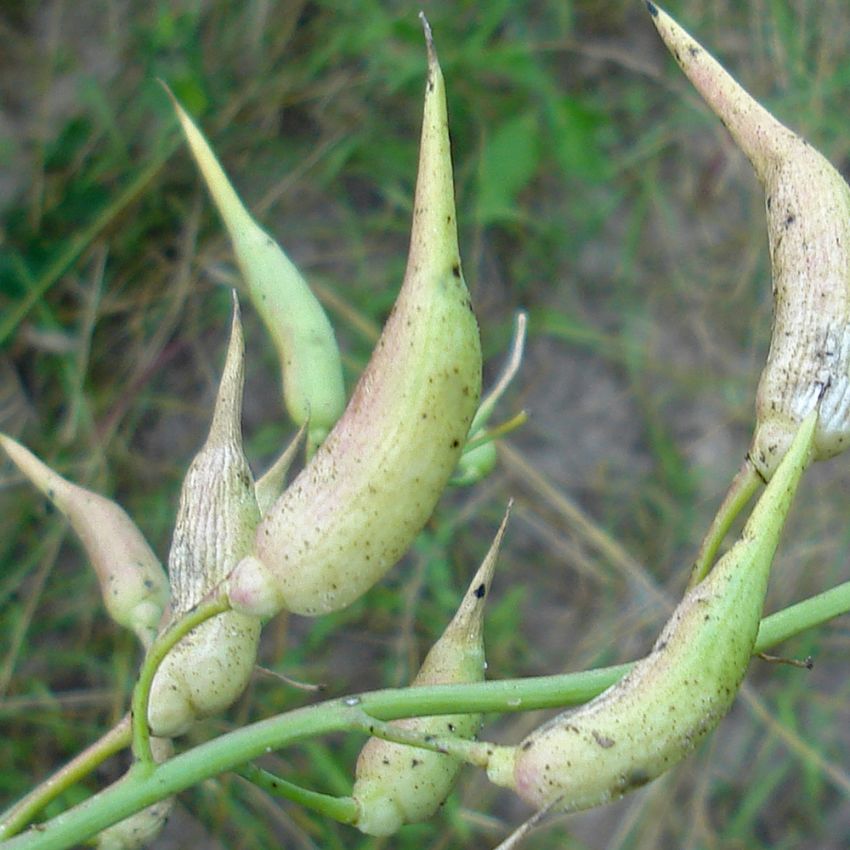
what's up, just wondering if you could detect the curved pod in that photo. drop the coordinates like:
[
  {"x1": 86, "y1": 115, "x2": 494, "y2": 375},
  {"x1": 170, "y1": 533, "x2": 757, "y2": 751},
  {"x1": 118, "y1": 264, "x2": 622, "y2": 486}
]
[
  {"x1": 0, "y1": 434, "x2": 168, "y2": 648},
  {"x1": 649, "y1": 2, "x2": 850, "y2": 480},
  {"x1": 486, "y1": 410, "x2": 816, "y2": 812},
  {"x1": 169, "y1": 90, "x2": 344, "y2": 454},
  {"x1": 228, "y1": 21, "x2": 482, "y2": 617}
]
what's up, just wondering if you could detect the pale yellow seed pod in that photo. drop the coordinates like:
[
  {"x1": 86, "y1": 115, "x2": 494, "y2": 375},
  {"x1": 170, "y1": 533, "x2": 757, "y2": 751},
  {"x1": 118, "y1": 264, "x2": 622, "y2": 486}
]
[
  {"x1": 352, "y1": 506, "x2": 509, "y2": 836},
  {"x1": 148, "y1": 298, "x2": 262, "y2": 737},
  {"x1": 95, "y1": 798, "x2": 174, "y2": 850},
  {"x1": 0, "y1": 434, "x2": 168, "y2": 648},
  {"x1": 167, "y1": 88, "x2": 344, "y2": 455},
  {"x1": 649, "y1": 2, "x2": 850, "y2": 481},
  {"x1": 95, "y1": 738, "x2": 174, "y2": 850},
  {"x1": 486, "y1": 410, "x2": 816, "y2": 813},
  {"x1": 227, "y1": 19, "x2": 482, "y2": 618}
]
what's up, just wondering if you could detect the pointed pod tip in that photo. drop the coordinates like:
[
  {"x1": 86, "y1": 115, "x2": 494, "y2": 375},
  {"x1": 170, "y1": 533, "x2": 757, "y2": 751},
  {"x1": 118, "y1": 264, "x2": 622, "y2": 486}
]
[
  {"x1": 419, "y1": 11, "x2": 439, "y2": 73},
  {"x1": 645, "y1": 1, "x2": 659, "y2": 18},
  {"x1": 467, "y1": 501, "x2": 512, "y2": 603},
  {"x1": 157, "y1": 79, "x2": 188, "y2": 123}
]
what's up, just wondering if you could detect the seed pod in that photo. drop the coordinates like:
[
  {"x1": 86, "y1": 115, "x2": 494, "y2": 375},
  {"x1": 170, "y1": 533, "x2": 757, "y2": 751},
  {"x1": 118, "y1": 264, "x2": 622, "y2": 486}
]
[
  {"x1": 0, "y1": 434, "x2": 168, "y2": 648},
  {"x1": 648, "y1": 2, "x2": 850, "y2": 481},
  {"x1": 167, "y1": 88, "x2": 345, "y2": 456},
  {"x1": 96, "y1": 738, "x2": 174, "y2": 850},
  {"x1": 227, "y1": 18, "x2": 482, "y2": 618},
  {"x1": 148, "y1": 298, "x2": 262, "y2": 737},
  {"x1": 95, "y1": 797, "x2": 174, "y2": 850},
  {"x1": 352, "y1": 508, "x2": 508, "y2": 836},
  {"x1": 485, "y1": 409, "x2": 816, "y2": 813}
]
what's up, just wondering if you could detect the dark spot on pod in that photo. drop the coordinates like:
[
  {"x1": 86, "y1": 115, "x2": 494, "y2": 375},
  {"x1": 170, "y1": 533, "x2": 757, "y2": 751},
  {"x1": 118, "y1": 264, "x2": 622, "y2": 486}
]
[
  {"x1": 411, "y1": 759, "x2": 421, "y2": 767},
  {"x1": 785, "y1": 213, "x2": 796, "y2": 227},
  {"x1": 592, "y1": 731, "x2": 615, "y2": 749},
  {"x1": 767, "y1": 195, "x2": 772, "y2": 210},
  {"x1": 451, "y1": 439, "x2": 460, "y2": 448},
  {"x1": 645, "y1": 0, "x2": 658, "y2": 16},
  {"x1": 451, "y1": 263, "x2": 461, "y2": 278},
  {"x1": 521, "y1": 740, "x2": 533, "y2": 751},
  {"x1": 688, "y1": 45, "x2": 700, "y2": 57},
  {"x1": 624, "y1": 769, "x2": 652, "y2": 791},
  {"x1": 474, "y1": 583, "x2": 486, "y2": 599}
]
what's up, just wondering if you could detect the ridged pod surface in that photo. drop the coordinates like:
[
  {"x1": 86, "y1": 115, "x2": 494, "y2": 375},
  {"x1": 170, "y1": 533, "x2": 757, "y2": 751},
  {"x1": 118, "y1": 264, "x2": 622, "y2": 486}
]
[
  {"x1": 169, "y1": 91, "x2": 344, "y2": 454},
  {"x1": 485, "y1": 410, "x2": 816, "y2": 812},
  {"x1": 0, "y1": 435, "x2": 168, "y2": 647},
  {"x1": 649, "y1": 2, "x2": 850, "y2": 481},
  {"x1": 148, "y1": 300, "x2": 262, "y2": 737},
  {"x1": 351, "y1": 508, "x2": 508, "y2": 835},
  {"x1": 227, "y1": 20, "x2": 482, "y2": 618}
]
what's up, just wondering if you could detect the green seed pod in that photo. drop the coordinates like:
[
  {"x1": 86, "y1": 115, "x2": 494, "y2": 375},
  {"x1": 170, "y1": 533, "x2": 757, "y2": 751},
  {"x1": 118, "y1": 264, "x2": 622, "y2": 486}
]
[
  {"x1": 148, "y1": 298, "x2": 262, "y2": 737},
  {"x1": 485, "y1": 409, "x2": 816, "y2": 813},
  {"x1": 227, "y1": 18, "x2": 482, "y2": 618},
  {"x1": 0, "y1": 435, "x2": 168, "y2": 648},
  {"x1": 167, "y1": 88, "x2": 344, "y2": 456},
  {"x1": 649, "y1": 2, "x2": 850, "y2": 482},
  {"x1": 351, "y1": 507, "x2": 508, "y2": 836}
]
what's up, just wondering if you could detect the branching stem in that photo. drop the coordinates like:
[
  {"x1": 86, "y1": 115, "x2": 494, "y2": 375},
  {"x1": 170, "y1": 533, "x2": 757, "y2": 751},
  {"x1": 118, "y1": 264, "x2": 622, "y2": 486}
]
[{"x1": 2, "y1": 579, "x2": 846, "y2": 850}]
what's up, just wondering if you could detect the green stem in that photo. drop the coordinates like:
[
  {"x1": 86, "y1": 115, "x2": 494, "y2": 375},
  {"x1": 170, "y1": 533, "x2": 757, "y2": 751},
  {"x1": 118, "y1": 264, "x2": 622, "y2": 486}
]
[
  {"x1": 3, "y1": 580, "x2": 847, "y2": 850},
  {"x1": 237, "y1": 764, "x2": 359, "y2": 825},
  {"x1": 0, "y1": 716, "x2": 131, "y2": 840},
  {"x1": 689, "y1": 460, "x2": 761, "y2": 587},
  {"x1": 755, "y1": 579, "x2": 850, "y2": 650},
  {"x1": 130, "y1": 593, "x2": 230, "y2": 765}
]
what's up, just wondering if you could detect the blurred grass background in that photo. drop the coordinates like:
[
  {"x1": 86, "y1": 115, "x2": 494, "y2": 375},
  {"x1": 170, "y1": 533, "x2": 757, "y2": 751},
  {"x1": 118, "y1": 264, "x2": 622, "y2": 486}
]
[{"x1": 1, "y1": 0, "x2": 849, "y2": 847}]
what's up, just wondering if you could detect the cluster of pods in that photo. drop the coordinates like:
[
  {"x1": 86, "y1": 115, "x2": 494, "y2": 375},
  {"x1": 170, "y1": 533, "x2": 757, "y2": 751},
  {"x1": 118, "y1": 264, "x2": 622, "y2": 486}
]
[{"x1": 3, "y1": 4, "x2": 848, "y2": 848}]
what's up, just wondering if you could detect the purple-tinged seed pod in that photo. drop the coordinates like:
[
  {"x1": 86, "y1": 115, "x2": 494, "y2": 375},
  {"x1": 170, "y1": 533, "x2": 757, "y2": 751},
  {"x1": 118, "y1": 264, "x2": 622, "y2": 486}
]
[
  {"x1": 649, "y1": 3, "x2": 850, "y2": 583},
  {"x1": 650, "y1": 3, "x2": 850, "y2": 478},
  {"x1": 227, "y1": 17, "x2": 482, "y2": 618},
  {"x1": 0, "y1": 435, "x2": 168, "y2": 648}
]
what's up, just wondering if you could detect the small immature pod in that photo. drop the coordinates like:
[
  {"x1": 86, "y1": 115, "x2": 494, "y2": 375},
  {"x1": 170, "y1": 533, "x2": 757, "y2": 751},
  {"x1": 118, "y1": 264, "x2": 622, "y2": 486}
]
[
  {"x1": 485, "y1": 410, "x2": 816, "y2": 814},
  {"x1": 95, "y1": 738, "x2": 175, "y2": 850},
  {"x1": 95, "y1": 797, "x2": 174, "y2": 850},
  {"x1": 0, "y1": 434, "x2": 168, "y2": 648},
  {"x1": 227, "y1": 18, "x2": 483, "y2": 618},
  {"x1": 148, "y1": 298, "x2": 262, "y2": 737},
  {"x1": 168, "y1": 89, "x2": 345, "y2": 455},
  {"x1": 649, "y1": 2, "x2": 850, "y2": 480},
  {"x1": 351, "y1": 509, "x2": 508, "y2": 836}
]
